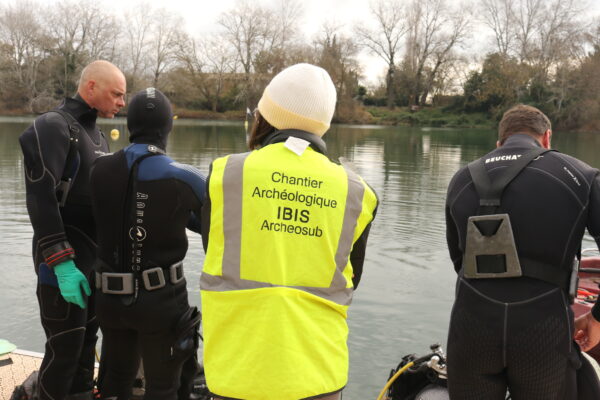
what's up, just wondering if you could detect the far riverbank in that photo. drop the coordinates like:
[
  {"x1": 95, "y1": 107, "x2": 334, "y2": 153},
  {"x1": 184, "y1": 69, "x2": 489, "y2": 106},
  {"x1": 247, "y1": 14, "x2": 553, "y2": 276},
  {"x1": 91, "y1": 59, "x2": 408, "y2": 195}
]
[{"x1": 5, "y1": 105, "x2": 599, "y2": 132}]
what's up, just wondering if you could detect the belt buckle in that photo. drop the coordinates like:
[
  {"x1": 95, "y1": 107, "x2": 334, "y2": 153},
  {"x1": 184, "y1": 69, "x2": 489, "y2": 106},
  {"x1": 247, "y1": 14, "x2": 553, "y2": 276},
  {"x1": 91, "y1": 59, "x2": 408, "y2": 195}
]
[
  {"x1": 170, "y1": 261, "x2": 184, "y2": 284},
  {"x1": 95, "y1": 272, "x2": 102, "y2": 290},
  {"x1": 142, "y1": 267, "x2": 166, "y2": 291},
  {"x1": 101, "y1": 272, "x2": 134, "y2": 294}
]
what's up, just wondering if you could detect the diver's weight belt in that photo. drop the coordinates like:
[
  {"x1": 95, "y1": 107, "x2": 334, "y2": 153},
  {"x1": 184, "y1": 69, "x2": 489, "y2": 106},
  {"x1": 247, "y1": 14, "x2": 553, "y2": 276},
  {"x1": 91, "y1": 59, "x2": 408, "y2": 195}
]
[{"x1": 95, "y1": 261, "x2": 184, "y2": 294}]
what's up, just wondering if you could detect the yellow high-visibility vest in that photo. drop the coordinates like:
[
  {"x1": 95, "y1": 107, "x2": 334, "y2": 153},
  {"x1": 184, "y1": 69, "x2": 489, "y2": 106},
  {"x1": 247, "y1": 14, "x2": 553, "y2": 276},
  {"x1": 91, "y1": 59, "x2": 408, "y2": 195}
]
[{"x1": 201, "y1": 140, "x2": 377, "y2": 400}]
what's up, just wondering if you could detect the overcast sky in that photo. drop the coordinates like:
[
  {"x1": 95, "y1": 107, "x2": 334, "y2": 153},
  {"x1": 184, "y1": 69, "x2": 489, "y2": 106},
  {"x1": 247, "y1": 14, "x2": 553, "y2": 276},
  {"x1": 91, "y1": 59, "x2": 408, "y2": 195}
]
[{"x1": 21, "y1": 0, "x2": 600, "y2": 84}]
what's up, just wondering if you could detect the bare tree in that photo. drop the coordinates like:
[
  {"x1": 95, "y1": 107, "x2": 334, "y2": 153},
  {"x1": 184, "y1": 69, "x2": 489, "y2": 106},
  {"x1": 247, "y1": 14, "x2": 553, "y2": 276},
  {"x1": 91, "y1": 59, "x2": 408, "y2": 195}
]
[
  {"x1": 147, "y1": 8, "x2": 185, "y2": 87},
  {"x1": 513, "y1": 0, "x2": 543, "y2": 62},
  {"x1": 176, "y1": 35, "x2": 237, "y2": 112},
  {"x1": 315, "y1": 22, "x2": 360, "y2": 100},
  {"x1": 419, "y1": 8, "x2": 471, "y2": 104},
  {"x1": 47, "y1": 0, "x2": 121, "y2": 96},
  {"x1": 0, "y1": 1, "x2": 50, "y2": 109},
  {"x1": 218, "y1": 0, "x2": 274, "y2": 107},
  {"x1": 269, "y1": 0, "x2": 303, "y2": 53},
  {"x1": 120, "y1": 3, "x2": 152, "y2": 92},
  {"x1": 83, "y1": 7, "x2": 119, "y2": 60},
  {"x1": 533, "y1": 0, "x2": 587, "y2": 78},
  {"x1": 403, "y1": 0, "x2": 470, "y2": 105},
  {"x1": 480, "y1": 0, "x2": 516, "y2": 56},
  {"x1": 355, "y1": 0, "x2": 407, "y2": 108}
]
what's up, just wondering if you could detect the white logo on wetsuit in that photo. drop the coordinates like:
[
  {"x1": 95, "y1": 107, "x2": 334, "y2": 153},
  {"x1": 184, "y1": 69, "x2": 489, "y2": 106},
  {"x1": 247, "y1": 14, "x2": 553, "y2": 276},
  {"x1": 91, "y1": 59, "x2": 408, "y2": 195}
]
[
  {"x1": 485, "y1": 154, "x2": 523, "y2": 164},
  {"x1": 563, "y1": 167, "x2": 581, "y2": 186},
  {"x1": 129, "y1": 226, "x2": 147, "y2": 241}
]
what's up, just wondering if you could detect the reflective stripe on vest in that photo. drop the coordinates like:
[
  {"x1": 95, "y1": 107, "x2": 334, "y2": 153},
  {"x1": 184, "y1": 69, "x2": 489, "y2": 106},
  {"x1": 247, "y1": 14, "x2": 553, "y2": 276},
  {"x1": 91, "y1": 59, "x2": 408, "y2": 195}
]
[
  {"x1": 201, "y1": 150, "x2": 368, "y2": 306},
  {"x1": 200, "y1": 144, "x2": 377, "y2": 399}
]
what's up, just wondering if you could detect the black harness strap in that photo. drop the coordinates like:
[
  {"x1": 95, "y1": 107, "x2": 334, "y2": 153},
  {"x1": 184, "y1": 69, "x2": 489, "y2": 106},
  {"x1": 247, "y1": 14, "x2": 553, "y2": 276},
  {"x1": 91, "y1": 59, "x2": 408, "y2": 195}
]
[
  {"x1": 468, "y1": 146, "x2": 551, "y2": 214},
  {"x1": 51, "y1": 109, "x2": 81, "y2": 207},
  {"x1": 52, "y1": 109, "x2": 81, "y2": 182},
  {"x1": 466, "y1": 147, "x2": 573, "y2": 289},
  {"x1": 120, "y1": 145, "x2": 165, "y2": 305}
]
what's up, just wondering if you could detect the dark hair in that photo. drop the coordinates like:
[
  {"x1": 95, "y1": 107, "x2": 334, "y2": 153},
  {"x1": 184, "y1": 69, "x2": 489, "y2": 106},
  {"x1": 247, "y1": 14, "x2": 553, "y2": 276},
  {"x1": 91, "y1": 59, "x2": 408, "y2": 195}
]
[
  {"x1": 498, "y1": 104, "x2": 551, "y2": 144},
  {"x1": 248, "y1": 111, "x2": 276, "y2": 150}
]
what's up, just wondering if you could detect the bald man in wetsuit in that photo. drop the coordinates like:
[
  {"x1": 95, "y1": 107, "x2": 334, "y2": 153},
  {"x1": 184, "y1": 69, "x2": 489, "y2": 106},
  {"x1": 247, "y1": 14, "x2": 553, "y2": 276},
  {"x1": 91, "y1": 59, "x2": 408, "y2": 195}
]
[{"x1": 19, "y1": 60, "x2": 126, "y2": 400}]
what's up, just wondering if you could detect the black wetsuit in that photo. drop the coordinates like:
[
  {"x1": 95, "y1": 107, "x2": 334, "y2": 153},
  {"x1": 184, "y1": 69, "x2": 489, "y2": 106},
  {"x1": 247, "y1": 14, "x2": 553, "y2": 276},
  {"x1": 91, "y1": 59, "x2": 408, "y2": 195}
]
[
  {"x1": 445, "y1": 134, "x2": 600, "y2": 399},
  {"x1": 19, "y1": 95, "x2": 108, "y2": 400},
  {"x1": 91, "y1": 143, "x2": 205, "y2": 400}
]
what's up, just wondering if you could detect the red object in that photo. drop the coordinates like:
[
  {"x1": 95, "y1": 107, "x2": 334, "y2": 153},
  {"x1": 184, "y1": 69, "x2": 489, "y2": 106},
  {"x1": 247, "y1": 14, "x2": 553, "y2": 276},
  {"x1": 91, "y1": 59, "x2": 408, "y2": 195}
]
[{"x1": 573, "y1": 256, "x2": 600, "y2": 363}]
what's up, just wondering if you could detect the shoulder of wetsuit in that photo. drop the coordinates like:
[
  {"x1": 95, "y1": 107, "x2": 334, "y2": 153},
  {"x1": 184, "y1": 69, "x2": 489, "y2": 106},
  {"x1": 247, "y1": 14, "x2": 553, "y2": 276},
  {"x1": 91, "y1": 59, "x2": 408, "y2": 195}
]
[
  {"x1": 554, "y1": 152, "x2": 599, "y2": 177},
  {"x1": 166, "y1": 159, "x2": 207, "y2": 201},
  {"x1": 20, "y1": 112, "x2": 71, "y2": 148},
  {"x1": 447, "y1": 164, "x2": 471, "y2": 194},
  {"x1": 39, "y1": 111, "x2": 73, "y2": 137},
  {"x1": 19, "y1": 112, "x2": 73, "y2": 182},
  {"x1": 91, "y1": 149, "x2": 125, "y2": 173}
]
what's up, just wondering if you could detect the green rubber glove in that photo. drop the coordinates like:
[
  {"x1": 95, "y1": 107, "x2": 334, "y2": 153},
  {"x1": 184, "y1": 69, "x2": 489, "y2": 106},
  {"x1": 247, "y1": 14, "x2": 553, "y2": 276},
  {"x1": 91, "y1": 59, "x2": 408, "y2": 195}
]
[{"x1": 54, "y1": 260, "x2": 91, "y2": 309}]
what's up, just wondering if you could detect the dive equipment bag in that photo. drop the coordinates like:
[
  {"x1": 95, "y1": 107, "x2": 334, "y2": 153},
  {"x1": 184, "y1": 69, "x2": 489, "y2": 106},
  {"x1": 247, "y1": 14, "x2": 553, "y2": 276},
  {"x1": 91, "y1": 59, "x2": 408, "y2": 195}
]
[{"x1": 386, "y1": 344, "x2": 448, "y2": 400}]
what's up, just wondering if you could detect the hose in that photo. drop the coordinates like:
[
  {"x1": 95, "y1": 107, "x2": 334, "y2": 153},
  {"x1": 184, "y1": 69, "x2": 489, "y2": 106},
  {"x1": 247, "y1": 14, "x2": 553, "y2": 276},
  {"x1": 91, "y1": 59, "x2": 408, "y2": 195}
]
[{"x1": 375, "y1": 361, "x2": 415, "y2": 400}]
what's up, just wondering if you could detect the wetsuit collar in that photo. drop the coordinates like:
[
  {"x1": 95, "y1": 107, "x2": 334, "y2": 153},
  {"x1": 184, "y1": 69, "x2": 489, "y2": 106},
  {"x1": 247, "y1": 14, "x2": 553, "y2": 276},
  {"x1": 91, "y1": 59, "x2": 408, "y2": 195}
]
[
  {"x1": 261, "y1": 129, "x2": 327, "y2": 154},
  {"x1": 124, "y1": 143, "x2": 166, "y2": 169},
  {"x1": 502, "y1": 134, "x2": 543, "y2": 149},
  {"x1": 60, "y1": 94, "x2": 98, "y2": 130}
]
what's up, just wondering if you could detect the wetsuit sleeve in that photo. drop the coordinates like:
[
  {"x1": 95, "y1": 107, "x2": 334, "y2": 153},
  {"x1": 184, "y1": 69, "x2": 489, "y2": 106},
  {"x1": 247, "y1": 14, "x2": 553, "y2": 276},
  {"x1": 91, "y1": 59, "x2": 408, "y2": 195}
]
[
  {"x1": 187, "y1": 212, "x2": 202, "y2": 234},
  {"x1": 445, "y1": 174, "x2": 463, "y2": 273},
  {"x1": 350, "y1": 221, "x2": 372, "y2": 289},
  {"x1": 446, "y1": 204, "x2": 462, "y2": 273},
  {"x1": 19, "y1": 113, "x2": 76, "y2": 267},
  {"x1": 201, "y1": 164, "x2": 213, "y2": 252},
  {"x1": 349, "y1": 180, "x2": 378, "y2": 289},
  {"x1": 585, "y1": 172, "x2": 600, "y2": 321},
  {"x1": 184, "y1": 169, "x2": 205, "y2": 236},
  {"x1": 167, "y1": 158, "x2": 206, "y2": 235}
]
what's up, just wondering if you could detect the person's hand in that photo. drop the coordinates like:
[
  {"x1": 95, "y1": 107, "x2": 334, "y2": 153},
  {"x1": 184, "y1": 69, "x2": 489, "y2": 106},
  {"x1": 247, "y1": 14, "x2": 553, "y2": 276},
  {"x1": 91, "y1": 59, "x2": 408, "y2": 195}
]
[
  {"x1": 53, "y1": 260, "x2": 91, "y2": 309},
  {"x1": 574, "y1": 311, "x2": 600, "y2": 352}
]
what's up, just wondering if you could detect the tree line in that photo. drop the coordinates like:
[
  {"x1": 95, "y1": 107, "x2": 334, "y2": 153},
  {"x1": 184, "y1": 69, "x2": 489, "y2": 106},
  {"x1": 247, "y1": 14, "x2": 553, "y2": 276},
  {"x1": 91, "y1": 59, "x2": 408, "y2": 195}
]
[{"x1": 0, "y1": 0, "x2": 598, "y2": 130}]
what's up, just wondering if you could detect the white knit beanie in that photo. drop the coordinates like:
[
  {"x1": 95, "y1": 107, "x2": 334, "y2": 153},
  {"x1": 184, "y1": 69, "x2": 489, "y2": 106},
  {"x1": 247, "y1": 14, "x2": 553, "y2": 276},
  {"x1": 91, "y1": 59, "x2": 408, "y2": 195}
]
[{"x1": 257, "y1": 63, "x2": 337, "y2": 137}]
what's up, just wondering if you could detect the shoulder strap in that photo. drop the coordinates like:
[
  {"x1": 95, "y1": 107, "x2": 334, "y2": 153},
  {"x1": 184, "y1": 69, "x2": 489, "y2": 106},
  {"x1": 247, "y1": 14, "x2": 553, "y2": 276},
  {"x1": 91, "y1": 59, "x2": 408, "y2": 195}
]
[
  {"x1": 468, "y1": 147, "x2": 552, "y2": 214},
  {"x1": 50, "y1": 109, "x2": 81, "y2": 181}
]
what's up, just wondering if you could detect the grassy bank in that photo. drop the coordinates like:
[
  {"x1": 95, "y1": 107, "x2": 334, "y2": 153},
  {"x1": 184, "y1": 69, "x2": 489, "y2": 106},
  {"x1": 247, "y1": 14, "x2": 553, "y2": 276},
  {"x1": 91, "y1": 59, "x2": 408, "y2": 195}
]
[
  {"x1": 364, "y1": 107, "x2": 493, "y2": 128},
  {"x1": 171, "y1": 105, "x2": 494, "y2": 129},
  {"x1": 10, "y1": 105, "x2": 494, "y2": 129}
]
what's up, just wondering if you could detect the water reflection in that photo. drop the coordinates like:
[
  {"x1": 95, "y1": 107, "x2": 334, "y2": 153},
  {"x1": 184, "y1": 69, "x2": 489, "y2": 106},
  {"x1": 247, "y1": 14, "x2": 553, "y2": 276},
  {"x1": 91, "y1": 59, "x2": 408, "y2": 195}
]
[{"x1": 0, "y1": 118, "x2": 596, "y2": 399}]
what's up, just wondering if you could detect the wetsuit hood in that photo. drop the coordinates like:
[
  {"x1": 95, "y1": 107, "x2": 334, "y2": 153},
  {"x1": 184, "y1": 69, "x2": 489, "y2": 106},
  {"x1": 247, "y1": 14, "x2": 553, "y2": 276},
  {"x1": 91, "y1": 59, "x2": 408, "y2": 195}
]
[{"x1": 127, "y1": 88, "x2": 173, "y2": 150}]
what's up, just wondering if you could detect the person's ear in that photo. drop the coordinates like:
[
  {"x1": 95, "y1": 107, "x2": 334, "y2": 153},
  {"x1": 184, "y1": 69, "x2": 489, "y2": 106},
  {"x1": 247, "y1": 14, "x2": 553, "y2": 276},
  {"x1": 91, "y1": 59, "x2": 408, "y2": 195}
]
[
  {"x1": 542, "y1": 129, "x2": 552, "y2": 149},
  {"x1": 496, "y1": 140, "x2": 501, "y2": 148}
]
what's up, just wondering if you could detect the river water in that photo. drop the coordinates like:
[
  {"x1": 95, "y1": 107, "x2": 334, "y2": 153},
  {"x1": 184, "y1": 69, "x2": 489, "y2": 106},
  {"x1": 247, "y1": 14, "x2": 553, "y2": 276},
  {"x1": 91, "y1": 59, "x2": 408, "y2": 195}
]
[{"x1": 1, "y1": 117, "x2": 599, "y2": 399}]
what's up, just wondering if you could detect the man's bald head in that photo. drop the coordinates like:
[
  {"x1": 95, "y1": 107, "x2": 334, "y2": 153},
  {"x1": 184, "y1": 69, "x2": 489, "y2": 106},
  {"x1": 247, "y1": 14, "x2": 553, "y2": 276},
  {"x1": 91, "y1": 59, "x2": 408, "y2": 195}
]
[
  {"x1": 78, "y1": 60, "x2": 126, "y2": 118},
  {"x1": 78, "y1": 60, "x2": 122, "y2": 91}
]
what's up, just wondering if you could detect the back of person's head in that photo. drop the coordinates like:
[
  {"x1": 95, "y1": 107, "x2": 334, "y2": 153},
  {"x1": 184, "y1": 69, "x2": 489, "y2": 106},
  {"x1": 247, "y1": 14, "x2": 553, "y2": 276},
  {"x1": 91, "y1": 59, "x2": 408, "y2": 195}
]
[
  {"x1": 255, "y1": 63, "x2": 336, "y2": 142},
  {"x1": 498, "y1": 104, "x2": 551, "y2": 145},
  {"x1": 127, "y1": 87, "x2": 173, "y2": 150}
]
